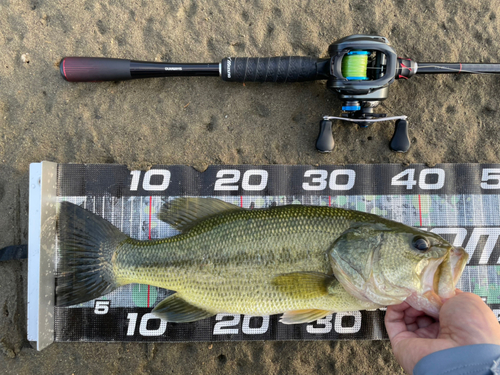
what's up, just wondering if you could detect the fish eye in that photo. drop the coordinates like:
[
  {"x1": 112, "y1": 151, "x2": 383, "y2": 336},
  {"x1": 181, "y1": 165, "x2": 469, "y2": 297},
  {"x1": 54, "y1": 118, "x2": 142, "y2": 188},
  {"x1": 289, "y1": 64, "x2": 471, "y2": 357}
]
[{"x1": 412, "y1": 236, "x2": 430, "y2": 251}]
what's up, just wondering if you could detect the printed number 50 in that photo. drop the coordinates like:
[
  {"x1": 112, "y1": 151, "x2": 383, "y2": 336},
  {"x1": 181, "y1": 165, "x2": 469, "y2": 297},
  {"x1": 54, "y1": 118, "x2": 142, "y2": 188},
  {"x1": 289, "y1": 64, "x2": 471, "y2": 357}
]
[{"x1": 481, "y1": 169, "x2": 500, "y2": 189}]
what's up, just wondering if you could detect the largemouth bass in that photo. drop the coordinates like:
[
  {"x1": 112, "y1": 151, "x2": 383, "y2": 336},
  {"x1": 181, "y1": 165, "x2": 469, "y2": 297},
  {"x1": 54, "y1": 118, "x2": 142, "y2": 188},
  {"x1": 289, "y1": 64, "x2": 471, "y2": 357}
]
[{"x1": 56, "y1": 198, "x2": 467, "y2": 324}]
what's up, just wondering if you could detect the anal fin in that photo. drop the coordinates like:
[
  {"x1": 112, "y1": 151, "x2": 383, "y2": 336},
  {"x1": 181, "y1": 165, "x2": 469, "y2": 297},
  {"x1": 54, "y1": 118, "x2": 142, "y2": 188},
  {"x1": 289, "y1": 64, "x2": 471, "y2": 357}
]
[
  {"x1": 152, "y1": 293, "x2": 215, "y2": 323},
  {"x1": 280, "y1": 309, "x2": 332, "y2": 325}
]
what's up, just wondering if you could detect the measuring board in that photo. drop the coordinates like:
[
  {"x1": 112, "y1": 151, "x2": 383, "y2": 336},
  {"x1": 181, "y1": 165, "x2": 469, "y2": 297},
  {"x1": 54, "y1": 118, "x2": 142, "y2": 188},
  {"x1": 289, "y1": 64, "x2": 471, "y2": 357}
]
[{"x1": 27, "y1": 162, "x2": 500, "y2": 350}]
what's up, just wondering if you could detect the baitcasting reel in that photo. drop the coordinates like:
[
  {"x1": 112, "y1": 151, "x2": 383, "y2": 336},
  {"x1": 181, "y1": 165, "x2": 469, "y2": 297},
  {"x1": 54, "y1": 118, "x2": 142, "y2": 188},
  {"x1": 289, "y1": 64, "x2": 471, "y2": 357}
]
[
  {"x1": 59, "y1": 34, "x2": 500, "y2": 153},
  {"x1": 318, "y1": 35, "x2": 415, "y2": 153}
]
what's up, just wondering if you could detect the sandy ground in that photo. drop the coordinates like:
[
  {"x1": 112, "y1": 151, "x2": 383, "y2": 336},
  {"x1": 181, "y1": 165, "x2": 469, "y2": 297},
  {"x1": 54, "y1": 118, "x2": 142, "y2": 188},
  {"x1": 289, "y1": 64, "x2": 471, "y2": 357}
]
[{"x1": 1, "y1": 0, "x2": 500, "y2": 373}]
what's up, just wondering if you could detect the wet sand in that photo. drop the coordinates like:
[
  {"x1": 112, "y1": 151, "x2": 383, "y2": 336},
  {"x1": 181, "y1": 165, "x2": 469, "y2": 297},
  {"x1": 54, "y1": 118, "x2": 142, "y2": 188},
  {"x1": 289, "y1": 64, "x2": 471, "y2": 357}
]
[{"x1": 1, "y1": 0, "x2": 499, "y2": 373}]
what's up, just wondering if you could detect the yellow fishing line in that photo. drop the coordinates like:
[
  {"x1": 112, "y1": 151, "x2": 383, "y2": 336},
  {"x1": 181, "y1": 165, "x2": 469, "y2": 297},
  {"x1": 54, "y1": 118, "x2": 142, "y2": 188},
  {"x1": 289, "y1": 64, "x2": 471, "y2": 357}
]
[{"x1": 341, "y1": 53, "x2": 369, "y2": 79}]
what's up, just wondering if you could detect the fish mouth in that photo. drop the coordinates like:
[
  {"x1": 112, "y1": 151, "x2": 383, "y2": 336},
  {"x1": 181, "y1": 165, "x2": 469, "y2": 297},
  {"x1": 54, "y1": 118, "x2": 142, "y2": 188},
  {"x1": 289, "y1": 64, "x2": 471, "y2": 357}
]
[
  {"x1": 423, "y1": 246, "x2": 468, "y2": 312},
  {"x1": 450, "y1": 246, "x2": 469, "y2": 285}
]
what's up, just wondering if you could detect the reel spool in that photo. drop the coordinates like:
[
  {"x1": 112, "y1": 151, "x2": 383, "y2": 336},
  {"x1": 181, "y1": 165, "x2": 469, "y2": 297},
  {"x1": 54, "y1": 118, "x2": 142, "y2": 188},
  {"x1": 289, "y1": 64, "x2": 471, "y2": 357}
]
[{"x1": 341, "y1": 51, "x2": 370, "y2": 81}]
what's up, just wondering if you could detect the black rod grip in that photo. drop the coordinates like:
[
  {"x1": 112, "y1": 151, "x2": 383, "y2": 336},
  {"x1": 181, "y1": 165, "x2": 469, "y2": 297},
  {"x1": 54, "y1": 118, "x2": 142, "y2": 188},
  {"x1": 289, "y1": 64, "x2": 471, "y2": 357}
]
[
  {"x1": 60, "y1": 57, "x2": 132, "y2": 82},
  {"x1": 221, "y1": 56, "x2": 328, "y2": 82}
]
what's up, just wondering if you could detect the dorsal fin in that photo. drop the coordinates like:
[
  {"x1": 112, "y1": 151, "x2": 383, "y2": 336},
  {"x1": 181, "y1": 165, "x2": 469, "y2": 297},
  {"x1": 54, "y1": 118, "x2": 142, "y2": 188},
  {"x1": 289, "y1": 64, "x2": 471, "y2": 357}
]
[{"x1": 158, "y1": 197, "x2": 244, "y2": 232}]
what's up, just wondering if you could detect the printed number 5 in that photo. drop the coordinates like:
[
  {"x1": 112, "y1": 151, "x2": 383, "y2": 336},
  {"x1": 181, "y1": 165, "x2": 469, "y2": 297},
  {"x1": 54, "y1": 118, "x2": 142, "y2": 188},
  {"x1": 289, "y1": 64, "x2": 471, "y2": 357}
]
[{"x1": 94, "y1": 300, "x2": 110, "y2": 315}]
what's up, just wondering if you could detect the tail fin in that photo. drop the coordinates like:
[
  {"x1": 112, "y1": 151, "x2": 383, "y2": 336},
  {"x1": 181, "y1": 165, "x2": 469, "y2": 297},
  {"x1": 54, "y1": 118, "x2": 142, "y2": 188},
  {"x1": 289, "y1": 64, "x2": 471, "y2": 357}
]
[{"x1": 56, "y1": 201, "x2": 128, "y2": 307}]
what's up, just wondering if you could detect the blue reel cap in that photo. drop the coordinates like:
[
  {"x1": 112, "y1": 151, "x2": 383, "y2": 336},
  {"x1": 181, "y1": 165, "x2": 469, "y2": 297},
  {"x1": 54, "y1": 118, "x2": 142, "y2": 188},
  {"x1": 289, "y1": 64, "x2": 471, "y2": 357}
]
[
  {"x1": 342, "y1": 105, "x2": 361, "y2": 111},
  {"x1": 347, "y1": 51, "x2": 370, "y2": 55},
  {"x1": 345, "y1": 77, "x2": 369, "y2": 81}
]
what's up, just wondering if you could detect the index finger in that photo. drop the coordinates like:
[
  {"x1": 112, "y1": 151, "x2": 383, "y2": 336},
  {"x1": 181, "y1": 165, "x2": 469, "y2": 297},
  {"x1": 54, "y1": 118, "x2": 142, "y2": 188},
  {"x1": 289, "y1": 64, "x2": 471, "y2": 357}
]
[{"x1": 385, "y1": 302, "x2": 412, "y2": 340}]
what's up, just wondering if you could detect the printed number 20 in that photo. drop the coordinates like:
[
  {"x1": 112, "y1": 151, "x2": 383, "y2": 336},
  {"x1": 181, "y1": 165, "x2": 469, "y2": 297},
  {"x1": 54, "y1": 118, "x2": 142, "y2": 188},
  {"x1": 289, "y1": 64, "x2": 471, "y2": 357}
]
[
  {"x1": 214, "y1": 170, "x2": 269, "y2": 191},
  {"x1": 213, "y1": 314, "x2": 270, "y2": 335}
]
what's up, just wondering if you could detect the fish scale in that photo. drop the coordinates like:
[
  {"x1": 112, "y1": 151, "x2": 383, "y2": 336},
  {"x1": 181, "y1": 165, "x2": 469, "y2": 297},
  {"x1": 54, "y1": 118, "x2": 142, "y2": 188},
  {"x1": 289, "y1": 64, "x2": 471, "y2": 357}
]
[{"x1": 114, "y1": 205, "x2": 358, "y2": 315}]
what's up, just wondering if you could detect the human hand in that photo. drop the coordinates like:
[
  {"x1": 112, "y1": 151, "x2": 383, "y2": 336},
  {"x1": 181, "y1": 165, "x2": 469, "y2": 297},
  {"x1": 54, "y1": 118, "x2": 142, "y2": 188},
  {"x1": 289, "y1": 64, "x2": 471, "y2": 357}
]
[{"x1": 384, "y1": 290, "x2": 500, "y2": 374}]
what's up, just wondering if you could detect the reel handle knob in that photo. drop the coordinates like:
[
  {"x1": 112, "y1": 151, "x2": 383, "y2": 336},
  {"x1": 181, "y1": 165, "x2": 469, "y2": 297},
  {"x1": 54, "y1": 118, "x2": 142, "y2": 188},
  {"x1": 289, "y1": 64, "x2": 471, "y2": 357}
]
[
  {"x1": 390, "y1": 119, "x2": 411, "y2": 152},
  {"x1": 316, "y1": 120, "x2": 335, "y2": 153}
]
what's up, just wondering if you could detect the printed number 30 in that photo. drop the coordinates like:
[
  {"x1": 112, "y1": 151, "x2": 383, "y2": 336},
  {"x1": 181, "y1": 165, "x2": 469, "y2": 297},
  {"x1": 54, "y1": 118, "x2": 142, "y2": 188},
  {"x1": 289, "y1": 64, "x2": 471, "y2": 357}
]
[
  {"x1": 302, "y1": 170, "x2": 356, "y2": 191},
  {"x1": 306, "y1": 312, "x2": 362, "y2": 334}
]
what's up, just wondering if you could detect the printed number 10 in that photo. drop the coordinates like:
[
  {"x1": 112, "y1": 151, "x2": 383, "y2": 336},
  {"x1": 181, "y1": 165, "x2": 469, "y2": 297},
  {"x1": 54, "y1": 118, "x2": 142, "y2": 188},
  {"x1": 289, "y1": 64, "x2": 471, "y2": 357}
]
[
  {"x1": 130, "y1": 170, "x2": 171, "y2": 191},
  {"x1": 126, "y1": 313, "x2": 167, "y2": 336}
]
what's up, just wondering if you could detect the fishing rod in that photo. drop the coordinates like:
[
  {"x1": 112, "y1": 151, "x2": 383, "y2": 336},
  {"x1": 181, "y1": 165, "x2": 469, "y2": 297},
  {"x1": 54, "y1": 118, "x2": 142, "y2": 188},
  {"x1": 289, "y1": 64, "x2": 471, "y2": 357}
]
[{"x1": 60, "y1": 35, "x2": 500, "y2": 153}]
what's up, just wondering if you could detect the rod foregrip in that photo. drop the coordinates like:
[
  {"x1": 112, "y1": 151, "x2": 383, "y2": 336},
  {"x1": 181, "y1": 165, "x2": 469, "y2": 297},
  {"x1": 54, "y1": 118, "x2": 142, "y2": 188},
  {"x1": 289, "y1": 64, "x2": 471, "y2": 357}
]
[
  {"x1": 221, "y1": 56, "x2": 328, "y2": 82},
  {"x1": 60, "y1": 57, "x2": 132, "y2": 82}
]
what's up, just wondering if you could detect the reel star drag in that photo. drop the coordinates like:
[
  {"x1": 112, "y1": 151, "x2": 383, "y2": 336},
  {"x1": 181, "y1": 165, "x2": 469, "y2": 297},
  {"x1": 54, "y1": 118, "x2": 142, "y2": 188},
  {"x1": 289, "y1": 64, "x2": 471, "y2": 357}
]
[{"x1": 60, "y1": 35, "x2": 500, "y2": 153}]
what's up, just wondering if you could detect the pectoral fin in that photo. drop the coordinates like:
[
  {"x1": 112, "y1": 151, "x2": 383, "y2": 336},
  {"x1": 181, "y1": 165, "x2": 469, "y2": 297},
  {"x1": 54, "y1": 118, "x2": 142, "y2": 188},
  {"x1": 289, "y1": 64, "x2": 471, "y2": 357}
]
[
  {"x1": 272, "y1": 272, "x2": 338, "y2": 299},
  {"x1": 280, "y1": 309, "x2": 332, "y2": 324},
  {"x1": 152, "y1": 293, "x2": 215, "y2": 323}
]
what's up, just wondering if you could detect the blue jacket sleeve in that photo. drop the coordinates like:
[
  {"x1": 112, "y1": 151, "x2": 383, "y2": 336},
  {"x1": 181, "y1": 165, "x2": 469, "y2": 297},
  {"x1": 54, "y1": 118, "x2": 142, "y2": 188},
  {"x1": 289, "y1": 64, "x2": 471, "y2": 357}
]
[{"x1": 413, "y1": 344, "x2": 500, "y2": 375}]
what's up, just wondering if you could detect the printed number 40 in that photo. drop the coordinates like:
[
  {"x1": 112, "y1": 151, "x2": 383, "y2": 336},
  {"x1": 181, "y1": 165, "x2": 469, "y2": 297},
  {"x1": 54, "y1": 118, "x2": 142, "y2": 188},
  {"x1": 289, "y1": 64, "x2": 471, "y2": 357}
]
[{"x1": 391, "y1": 168, "x2": 445, "y2": 190}]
